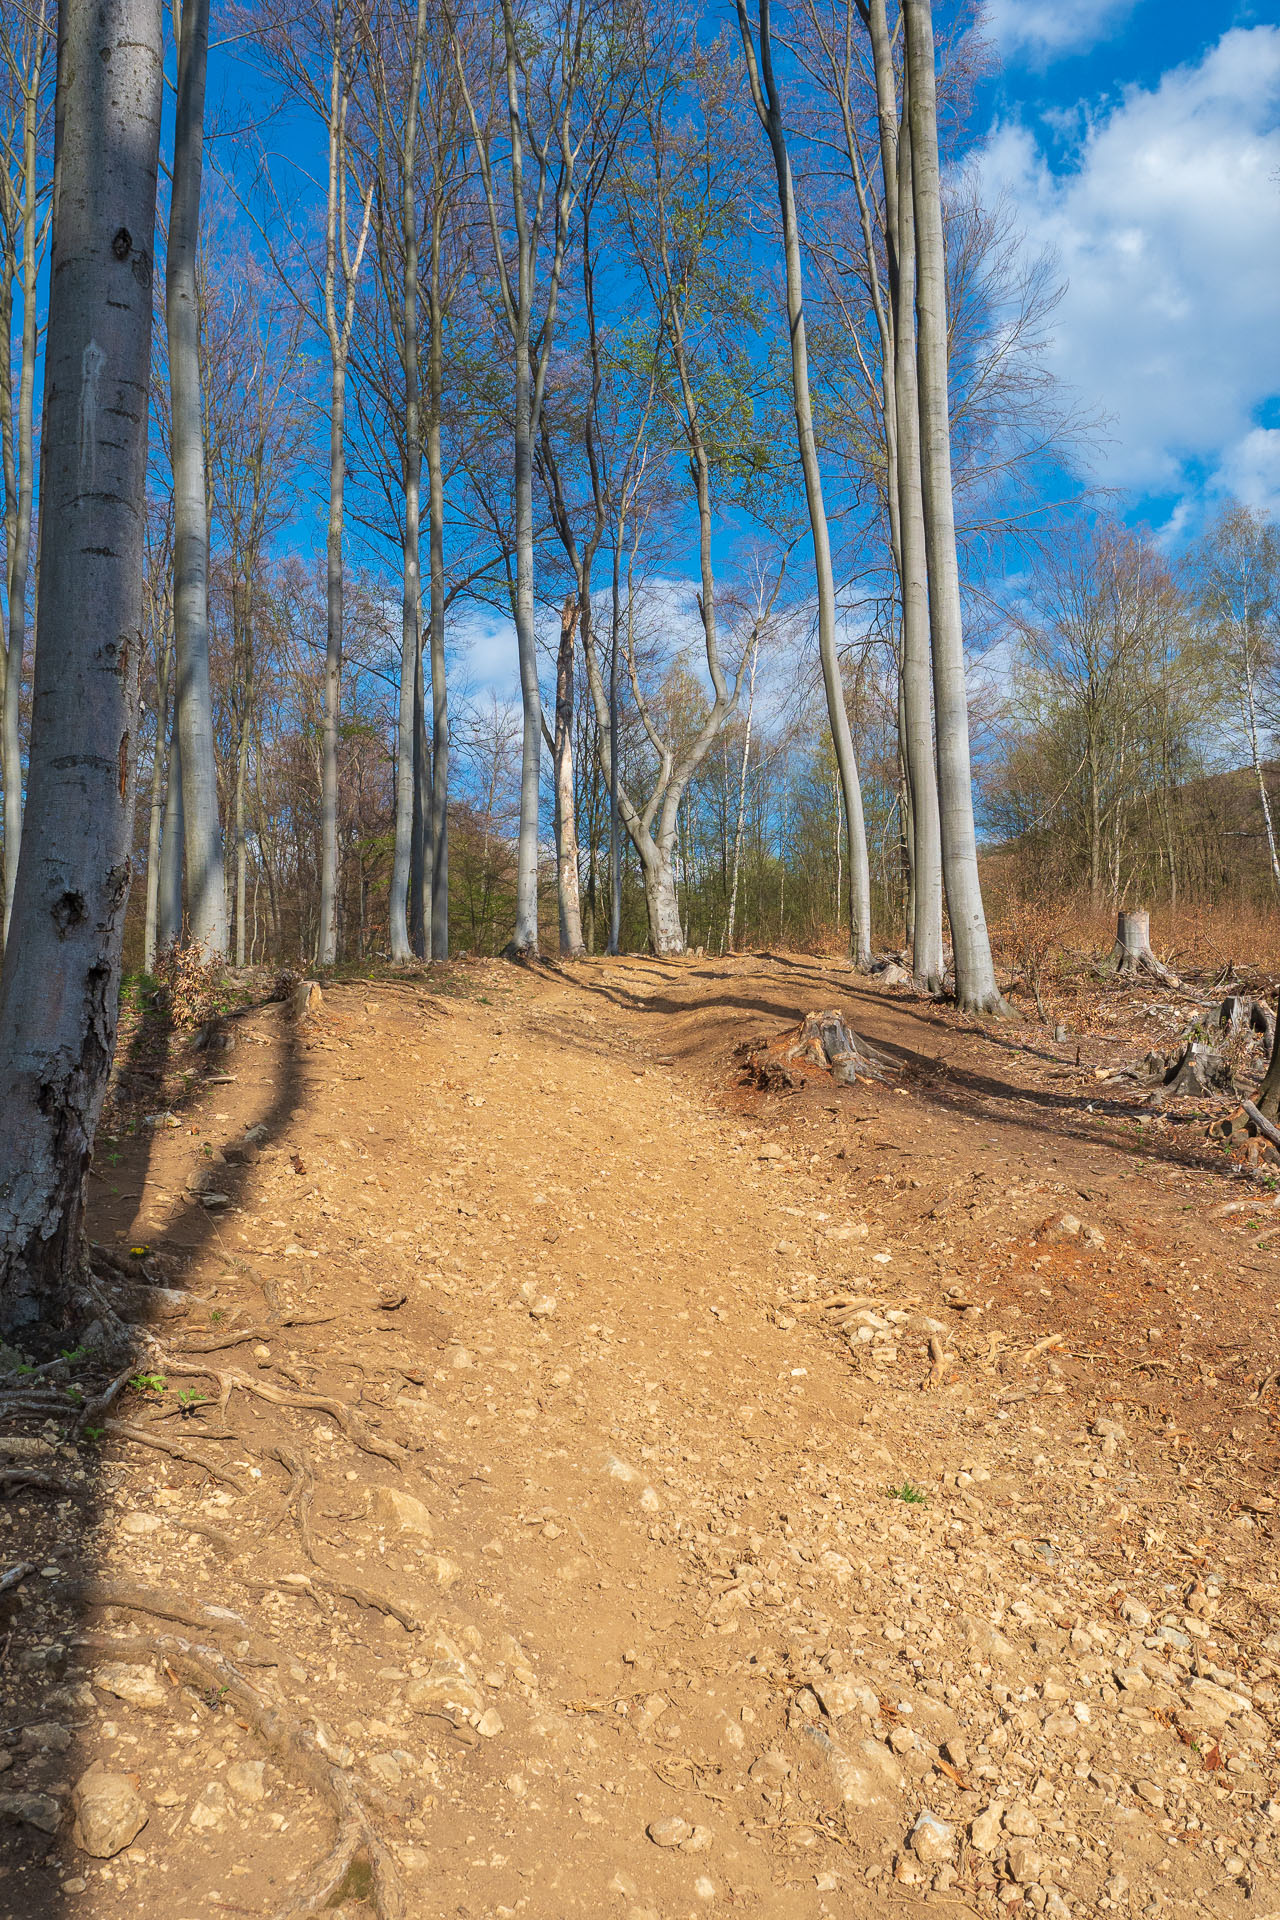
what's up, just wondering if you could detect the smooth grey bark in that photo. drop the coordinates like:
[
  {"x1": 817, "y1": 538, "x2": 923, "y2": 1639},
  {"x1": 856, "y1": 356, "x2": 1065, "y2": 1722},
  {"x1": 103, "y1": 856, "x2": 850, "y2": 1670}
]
[
  {"x1": 167, "y1": 0, "x2": 226, "y2": 955},
  {"x1": 456, "y1": 0, "x2": 579, "y2": 956},
  {"x1": 143, "y1": 621, "x2": 172, "y2": 971},
  {"x1": 157, "y1": 718, "x2": 184, "y2": 948},
  {"x1": 317, "y1": 16, "x2": 372, "y2": 969},
  {"x1": 549, "y1": 595, "x2": 585, "y2": 956},
  {"x1": 386, "y1": 0, "x2": 428, "y2": 965},
  {"x1": 726, "y1": 622, "x2": 759, "y2": 954},
  {"x1": 0, "y1": 2, "x2": 47, "y2": 945},
  {"x1": 736, "y1": 0, "x2": 871, "y2": 967},
  {"x1": 888, "y1": 65, "x2": 943, "y2": 990},
  {"x1": 904, "y1": 0, "x2": 1002, "y2": 1013},
  {"x1": 0, "y1": 0, "x2": 163, "y2": 1333},
  {"x1": 426, "y1": 293, "x2": 449, "y2": 959}
]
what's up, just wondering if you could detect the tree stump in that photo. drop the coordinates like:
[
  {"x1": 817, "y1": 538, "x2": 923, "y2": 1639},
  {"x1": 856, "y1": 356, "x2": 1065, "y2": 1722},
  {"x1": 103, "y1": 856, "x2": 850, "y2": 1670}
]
[
  {"x1": 291, "y1": 980, "x2": 323, "y2": 1022},
  {"x1": 1162, "y1": 1041, "x2": 1233, "y2": 1098},
  {"x1": 1106, "y1": 909, "x2": 1179, "y2": 986},
  {"x1": 1219, "y1": 994, "x2": 1276, "y2": 1049},
  {"x1": 738, "y1": 1010, "x2": 886, "y2": 1092},
  {"x1": 1257, "y1": 993, "x2": 1280, "y2": 1123}
]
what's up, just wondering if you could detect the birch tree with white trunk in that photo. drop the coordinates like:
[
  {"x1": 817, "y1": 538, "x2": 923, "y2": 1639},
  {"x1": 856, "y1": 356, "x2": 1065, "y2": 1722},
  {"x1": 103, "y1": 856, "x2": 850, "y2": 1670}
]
[{"x1": 0, "y1": 0, "x2": 163, "y2": 1335}]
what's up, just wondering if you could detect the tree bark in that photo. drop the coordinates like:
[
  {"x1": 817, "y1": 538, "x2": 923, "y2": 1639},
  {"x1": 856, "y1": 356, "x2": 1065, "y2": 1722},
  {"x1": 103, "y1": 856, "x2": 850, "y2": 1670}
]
[
  {"x1": 551, "y1": 595, "x2": 585, "y2": 957},
  {"x1": 904, "y1": 0, "x2": 1001, "y2": 1014},
  {"x1": 726, "y1": 625, "x2": 758, "y2": 954},
  {"x1": 0, "y1": 7, "x2": 45, "y2": 946},
  {"x1": 888, "y1": 62, "x2": 944, "y2": 992},
  {"x1": 316, "y1": 6, "x2": 371, "y2": 971},
  {"x1": 167, "y1": 0, "x2": 226, "y2": 956},
  {"x1": 388, "y1": 0, "x2": 428, "y2": 966},
  {"x1": 1256, "y1": 994, "x2": 1280, "y2": 1123},
  {"x1": 643, "y1": 855, "x2": 683, "y2": 958},
  {"x1": 737, "y1": 0, "x2": 871, "y2": 967},
  {"x1": 426, "y1": 297, "x2": 449, "y2": 962},
  {"x1": 0, "y1": 0, "x2": 163, "y2": 1335},
  {"x1": 157, "y1": 718, "x2": 184, "y2": 949},
  {"x1": 143, "y1": 628, "x2": 172, "y2": 971}
]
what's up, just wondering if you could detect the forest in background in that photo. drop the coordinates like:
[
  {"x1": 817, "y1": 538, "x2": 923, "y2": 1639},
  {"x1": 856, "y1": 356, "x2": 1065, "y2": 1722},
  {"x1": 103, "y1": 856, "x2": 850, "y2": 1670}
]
[{"x1": 0, "y1": 0, "x2": 1275, "y2": 992}]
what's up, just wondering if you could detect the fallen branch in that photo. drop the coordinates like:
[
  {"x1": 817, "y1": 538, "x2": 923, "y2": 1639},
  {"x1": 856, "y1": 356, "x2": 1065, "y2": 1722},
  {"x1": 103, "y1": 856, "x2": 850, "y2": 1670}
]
[
  {"x1": 0, "y1": 1561, "x2": 36, "y2": 1598},
  {"x1": 1243, "y1": 1100, "x2": 1280, "y2": 1154}
]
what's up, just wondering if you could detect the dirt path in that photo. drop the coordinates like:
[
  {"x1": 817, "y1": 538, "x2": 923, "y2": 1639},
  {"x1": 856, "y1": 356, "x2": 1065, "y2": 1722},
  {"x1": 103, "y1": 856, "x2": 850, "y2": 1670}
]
[{"x1": 4, "y1": 955, "x2": 1280, "y2": 1920}]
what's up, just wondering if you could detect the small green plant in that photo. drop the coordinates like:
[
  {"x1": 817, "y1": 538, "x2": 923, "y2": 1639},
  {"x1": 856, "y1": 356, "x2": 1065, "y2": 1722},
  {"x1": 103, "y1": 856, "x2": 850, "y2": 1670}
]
[
  {"x1": 887, "y1": 1479, "x2": 928, "y2": 1505},
  {"x1": 177, "y1": 1389, "x2": 209, "y2": 1420},
  {"x1": 82, "y1": 1425, "x2": 104, "y2": 1443},
  {"x1": 60, "y1": 1345, "x2": 86, "y2": 1364},
  {"x1": 129, "y1": 1372, "x2": 167, "y2": 1396},
  {"x1": 209, "y1": 1308, "x2": 225, "y2": 1324}
]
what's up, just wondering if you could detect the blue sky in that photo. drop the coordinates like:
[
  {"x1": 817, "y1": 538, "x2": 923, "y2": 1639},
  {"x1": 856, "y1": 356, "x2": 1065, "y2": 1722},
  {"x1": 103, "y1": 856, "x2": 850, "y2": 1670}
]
[{"x1": 966, "y1": 0, "x2": 1280, "y2": 540}]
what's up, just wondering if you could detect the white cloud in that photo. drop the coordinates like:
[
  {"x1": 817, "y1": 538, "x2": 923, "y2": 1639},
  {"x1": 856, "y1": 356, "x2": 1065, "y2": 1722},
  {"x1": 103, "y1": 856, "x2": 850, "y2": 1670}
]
[
  {"x1": 982, "y1": 0, "x2": 1138, "y2": 65},
  {"x1": 1216, "y1": 427, "x2": 1280, "y2": 515},
  {"x1": 970, "y1": 28, "x2": 1280, "y2": 511}
]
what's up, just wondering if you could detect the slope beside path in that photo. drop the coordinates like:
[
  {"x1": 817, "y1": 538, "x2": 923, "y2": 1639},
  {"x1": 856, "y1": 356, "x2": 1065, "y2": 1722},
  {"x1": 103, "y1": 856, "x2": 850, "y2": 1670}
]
[{"x1": 2, "y1": 953, "x2": 1278, "y2": 1920}]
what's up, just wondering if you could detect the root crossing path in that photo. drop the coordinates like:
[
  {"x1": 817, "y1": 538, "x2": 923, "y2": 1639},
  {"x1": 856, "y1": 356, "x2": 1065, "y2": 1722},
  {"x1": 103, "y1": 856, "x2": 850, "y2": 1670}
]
[{"x1": 6, "y1": 955, "x2": 1280, "y2": 1920}]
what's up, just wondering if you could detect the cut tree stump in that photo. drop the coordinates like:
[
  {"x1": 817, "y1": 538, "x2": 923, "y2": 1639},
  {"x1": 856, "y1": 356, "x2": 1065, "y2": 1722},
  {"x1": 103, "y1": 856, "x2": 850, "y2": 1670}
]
[
  {"x1": 1162, "y1": 1042, "x2": 1234, "y2": 1099},
  {"x1": 737, "y1": 1010, "x2": 886, "y2": 1093},
  {"x1": 1106, "y1": 909, "x2": 1180, "y2": 986},
  {"x1": 1219, "y1": 994, "x2": 1276, "y2": 1048}
]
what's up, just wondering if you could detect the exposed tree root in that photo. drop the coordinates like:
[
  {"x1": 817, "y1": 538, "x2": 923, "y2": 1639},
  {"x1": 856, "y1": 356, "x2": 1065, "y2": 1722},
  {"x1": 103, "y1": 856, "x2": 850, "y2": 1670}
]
[
  {"x1": 73, "y1": 1364, "x2": 136, "y2": 1434},
  {"x1": 0, "y1": 1468, "x2": 76, "y2": 1495},
  {"x1": 157, "y1": 1362, "x2": 405, "y2": 1464},
  {"x1": 269, "y1": 1445, "x2": 318, "y2": 1562},
  {"x1": 102, "y1": 1418, "x2": 249, "y2": 1491},
  {"x1": 54, "y1": 1576, "x2": 265, "y2": 1651},
  {"x1": 76, "y1": 1627, "x2": 406, "y2": 1920}
]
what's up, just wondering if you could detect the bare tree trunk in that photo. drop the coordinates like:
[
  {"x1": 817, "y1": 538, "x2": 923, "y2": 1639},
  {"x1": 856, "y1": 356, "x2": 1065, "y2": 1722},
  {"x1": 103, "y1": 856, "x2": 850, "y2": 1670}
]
[
  {"x1": 167, "y1": 0, "x2": 226, "y2": 955},
  {"x1": 889, "y1": 68, "x2": 943, "y2": 991},
  {"x1": 318, "y1": 348, "x2": 346, "y2": 966},
  {"x1": 143, "y1": 631, "x2": 172, "y2": 971},
  {"x1": 608, "y1": 539, "x2": 623, "y2": 954},
  {"x1": 0, "y1": 0, "x2": 162, "y2": 1334},
  {"x1": 316, "y1": 7, "x2": 371, "y2": 971},
  {"x1": 388, "y1": 0, "x2": 428, "y2": 965},
  {"x1": 552, "y1": 595, "x2": 585, "y2": 956},
  {"x1": 904, "y1": 0, "x2": 1001, "y2": 1014},
  {"x1": 1243, "y1": 641, "x2": 1280, "y2": 896},
  {"x1": 409, "y1": 638, "x2": 430, "y2": 958},
  {"x1": 737, "y1": 0, "x2": 871, "y2": 967},
  {"x1": 157, "y1": 719, "x2": 184, "y2": 948},
  {"x1": 1257, "y1": 993, "x2": 1280, "y2": 1123},
  {"x1": 726, "y1": 626, "x2": 758, "y2": 954},
  {"x1": 0, "y1": 8, "x2": 45, "y2": 946},
  {"x1": 427, "y1": 324, "x2": 449, "y2": 961}
]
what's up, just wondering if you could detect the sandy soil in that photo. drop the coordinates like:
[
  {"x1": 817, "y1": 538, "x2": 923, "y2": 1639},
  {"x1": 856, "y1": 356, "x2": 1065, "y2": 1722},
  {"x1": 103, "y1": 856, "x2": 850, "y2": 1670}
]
[{"x1": 3, "y1": 952, "x2": 1280, "y2": 1920}]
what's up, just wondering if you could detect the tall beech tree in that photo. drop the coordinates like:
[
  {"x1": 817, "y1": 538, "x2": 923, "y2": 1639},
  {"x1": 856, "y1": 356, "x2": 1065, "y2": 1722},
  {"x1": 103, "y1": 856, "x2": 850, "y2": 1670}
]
[
  {"x1": 0, "y1": 0, "x2": 163, "y2": 1334},
  {"x1": 168, "y1": 0, "x2": 227, "y2": 954},
  {"x1": 735, "y1": 0, "x2": 873, "y2": 967}
]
